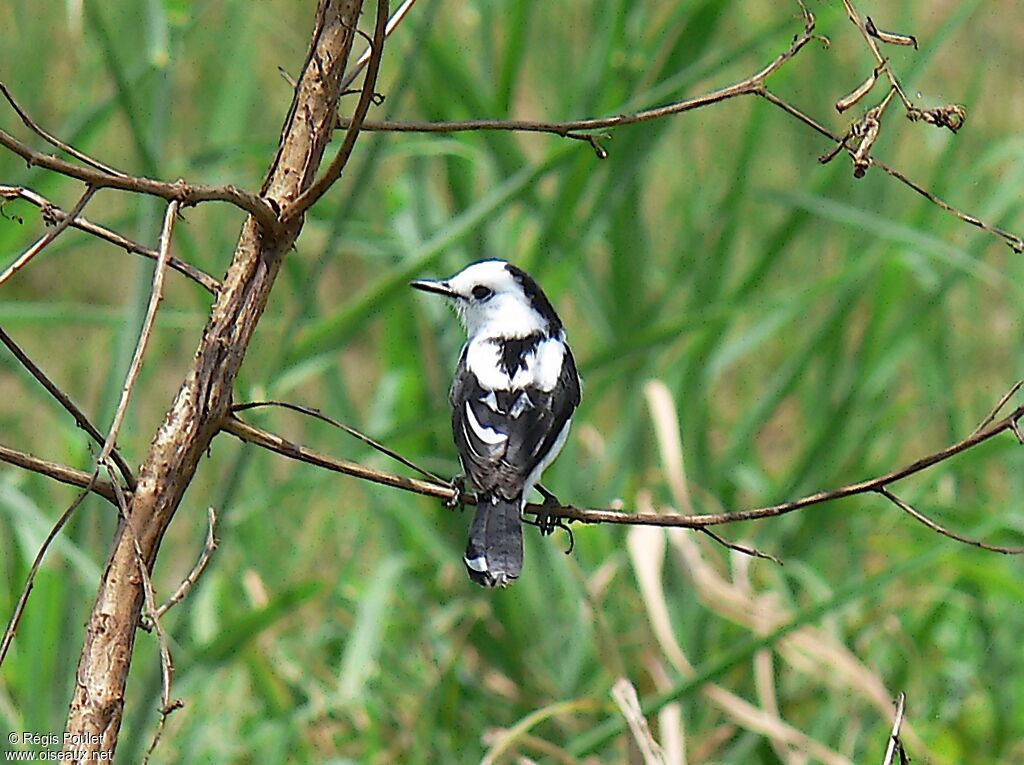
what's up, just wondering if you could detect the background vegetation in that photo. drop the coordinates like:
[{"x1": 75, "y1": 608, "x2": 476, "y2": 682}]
[{"x1": 1, "y1": 0, "x2": 1023, "y2": 762}]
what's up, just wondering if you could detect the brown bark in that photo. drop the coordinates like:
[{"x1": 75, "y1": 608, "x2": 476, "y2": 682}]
[{"x1": 63, "y1": 1, "x2": 365, "y2": 757}]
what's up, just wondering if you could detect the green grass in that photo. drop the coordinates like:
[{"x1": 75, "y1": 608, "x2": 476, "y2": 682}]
[{"x1": 2, "y1": 0, "x2": 1024, "y2": 763}]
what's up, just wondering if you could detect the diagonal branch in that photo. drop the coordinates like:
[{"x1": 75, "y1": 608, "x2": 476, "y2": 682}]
[
  {"x1": 221, "y1": 415, "x2": 449, "y2": 499},
  {"x1": 0, "y1": 185, "x2": 220, "y2": 293},
  {"x1": 0, "y1": 442, "x2": 120, "y2": 504},
  {"x1": 0, "y1": 184, "x2": 97, "y2": 287},
  {"x1": 0, "y1": 82, "x2": 125, "y2": 177},
  {"x1": 0, "y1": 326, "x2": 136, "y2": 490},
  {"x1": 97, "y1": 199, "x2": 178, "y2": 468},
  {"x1": 877, "y1": 487, "x2": 1024, "y2": 554},
  {"x1": 231, "y1": 399, "x2": 445, "y2": 482}
]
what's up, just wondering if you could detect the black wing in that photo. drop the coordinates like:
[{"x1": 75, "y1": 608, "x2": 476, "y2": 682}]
[{"x1": 450, "y1": 345, "x2": 580, "y2": 502}]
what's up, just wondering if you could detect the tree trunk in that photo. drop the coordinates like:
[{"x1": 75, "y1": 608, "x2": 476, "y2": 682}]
[{"x1": 63, "y1": 1, "x2": 364, "y2": 757}]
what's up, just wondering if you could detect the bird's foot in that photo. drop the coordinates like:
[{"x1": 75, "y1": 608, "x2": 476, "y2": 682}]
[
  {"x1": 524, "y1": 486, "x2": 576, "y2": 555},
  {"x1": 445, "y1": 474, "x2": 467, "y2": 510}
]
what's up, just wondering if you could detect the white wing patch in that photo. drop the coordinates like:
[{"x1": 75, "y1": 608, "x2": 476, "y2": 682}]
[{"x1": 465, "y1": 400, "x2": 507, "y2": 445}]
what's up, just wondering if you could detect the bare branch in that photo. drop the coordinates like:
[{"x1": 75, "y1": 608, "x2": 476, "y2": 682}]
[
  {"x1": 103, "y1": 475, "x2": 180, "y2": 765},
  {"x1": 97, "y1": 200, "x2": 178, "y2": 468},
  {"x1": 0, "y1": 326, "x2": 136, "y2": 490},
  {"x1": 0, "y1": 442, "x2": 120, "y2": 504},
  {"x1": 323, "y1": 2, "x2": 1021, "y2": 253},
  {"x1": 0, "y1": 87, "x2": 281, "y2": 236},
  {"x1": 334, "y1": 4, "x2": 819, "y2": 142},
  {"x1": 222, "y1": 389, "x2": 1024, "y2": 557},
  {"x1": 65, "y1": 2, "x2": 370, "y2": 751},
  {"x1": 221, "y1": 415, "x2": 451, "y2": 500},
  {"x1": 340, "y1": 0, "x2": 417, "y2": 91},
  {"x1": 0, "y1": 185, "x2": 220, "y2": 293},
  {"x1": 971, "y1": 380, "x2": 1024, "y2": 437},
  {"x1": 283, "y1": 0, "x2": 389, "y2": 221},
  {"x1": 540, "y1": 400, "x2": 1024, "y2": 535},
  {"x1": 0, "y1": 184, "x2": 97, "y2": 287},
  {"x1": 870, "y1": 160, "x2": 1024, "y2": 253},
  {"x1": 698, "y1": 527, "x2": 782, "y2": 565}
]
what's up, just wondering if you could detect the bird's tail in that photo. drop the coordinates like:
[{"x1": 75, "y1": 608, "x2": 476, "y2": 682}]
[{"x1": 464, "y1": 497, "x2": 523, "y2": 587}]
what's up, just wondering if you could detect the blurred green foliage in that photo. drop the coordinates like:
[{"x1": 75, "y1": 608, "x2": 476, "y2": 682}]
[{"x1": 1, "y1": 0, "x2": 1023, "y2": 762}]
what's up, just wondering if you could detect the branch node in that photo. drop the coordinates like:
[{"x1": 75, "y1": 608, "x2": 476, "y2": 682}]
[{"x1": 566, "y1": 132, "x2": 610, "y2": 159}]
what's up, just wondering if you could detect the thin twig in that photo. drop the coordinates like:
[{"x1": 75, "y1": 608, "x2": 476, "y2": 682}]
[
  {"x1": 877, "y1": 487, "x2": 1024, "y2": 554},
  {"x1": 971, "y1": 380, "x2": 1024, "y2": 437},
  {"x1": 872, "y1": 160, "x2": 1024, "y2": 253},
  {"x1": 0, "y1": 81, "x2": 126, "y2": 177},
  {"x1": 284, "y1": 0, "x2": 390, "y2": 221},
  {"x1": 340, "y1": 0, "x2": 417, "y2": 91},
  {"x1": 0, "y1": 326, "x2": 136, "y2": 489},
  {"x1": 221, "y1": 415, "x2": 452, "y2": 500},
  {"x1": 98, "y1": 200, "x2": 178, "y2": 465},
  {"x1": 0, "y1": 184, "x2": 97, "y2": 287},
  {"x1": 0, "y1": 489, "x2": 92, "y2": 668},
  {"x1": 231, "y1": 400, "x2": 446, "y2": 483},
  {"x1": 104, "y1": 475, "x2": 180, "y2": 764},
  {"x1": 0, "y1": 185, "x2": 220, "y2": 293},
  {"x1": 152, "y1": 508, "x2": 218, "y2": 621},
  {"x1": 881, "y1": 693, "x2": 907, "y2": 765},
  {"x1": 699, "y1": 527, "x2": 782, "y2": 565}
]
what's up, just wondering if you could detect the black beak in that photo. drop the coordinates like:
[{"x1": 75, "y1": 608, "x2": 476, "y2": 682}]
[{"x1": 410, "y1": 279, "x2": 458, "y2": 299}]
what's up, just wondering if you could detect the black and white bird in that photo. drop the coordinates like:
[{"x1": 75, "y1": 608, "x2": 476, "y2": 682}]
[{"x1": 411, "y1": 260, "x2": 581, "y2": 587}]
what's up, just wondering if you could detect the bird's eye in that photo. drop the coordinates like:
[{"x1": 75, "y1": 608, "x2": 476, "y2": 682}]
[{"x1": 471, "y1": 285, "x2": 494, "y2": 301}]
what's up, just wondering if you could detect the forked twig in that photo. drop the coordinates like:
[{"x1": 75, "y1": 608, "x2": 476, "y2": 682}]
[{"x1": 0, "y1": 87, "x2": 281, "y2": 236}]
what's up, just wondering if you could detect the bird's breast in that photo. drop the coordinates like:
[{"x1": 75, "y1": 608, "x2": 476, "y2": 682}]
[{"x1": 466, "y1": 333, "x2": 566, "y2": 392}]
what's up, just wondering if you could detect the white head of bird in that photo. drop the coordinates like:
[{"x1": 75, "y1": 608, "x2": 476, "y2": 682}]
[{"x1": 409, "y1": 259, "x2": 562, "y2": 340}]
